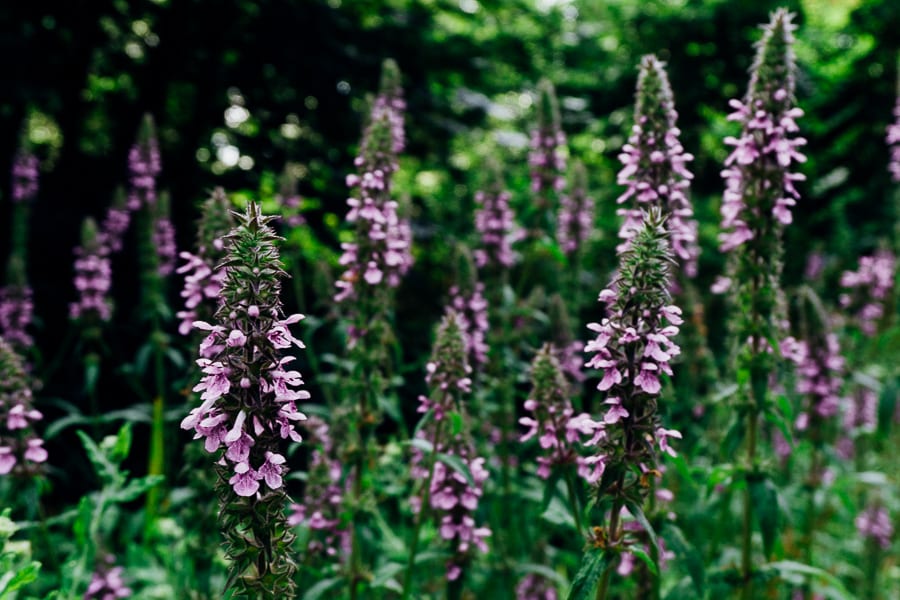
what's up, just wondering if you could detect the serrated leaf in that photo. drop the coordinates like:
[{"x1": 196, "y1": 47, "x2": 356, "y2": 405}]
[
  {"x1": 566, "y1": 549, "x2": 611, "y2": 600},
  {"x1": 662, "y1": 522, "x2": 705, "y2": 596},
  {"x1": 748, "y1": 476, "x2": 778, "y2": 558},
  {"x1": 76, "y1": 431, "x2": 117, "y2": 483},
  {"x1": 0, "y1": 561, "x2": 40, "y2": 596}
]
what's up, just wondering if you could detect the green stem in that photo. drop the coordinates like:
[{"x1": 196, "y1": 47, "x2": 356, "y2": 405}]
[
  {"x1": 741, "y1": 407, "x2": 758, "y2": 600},
  {"x1": 145, "y1": 336, "x2": 166, "y2": 538},
  {"x1": 563, "y1": 466, "x2": 584, "y2": 538},
  {"x1": 595, "y1": 497, "x2": 624, "y2": 600}
]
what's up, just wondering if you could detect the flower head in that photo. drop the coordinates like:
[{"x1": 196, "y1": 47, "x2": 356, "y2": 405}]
[
  {"x1": 69, "y1": 218, "x2": 112, "y2": 323},
  {"x1": 617, "y1": 54, "x2": 698, "y2": 278},
  {"x1": 583, "y1": 208, "x2": 681, "y2": 494},
  {"x1": 0, "y1": 336, "x2": 46, "y2": 476},
  {"x1": 181, "y1": 202, "x2": 306, "y2": 596}
]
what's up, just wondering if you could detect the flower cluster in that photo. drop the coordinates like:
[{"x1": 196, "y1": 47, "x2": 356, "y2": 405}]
[
  {"x1": 718, "y1": 9, "x2": 806, "y2": 258},
  {"x1": 0, "y1": 336, "x2": 46, "y2": 475},
  {"x1": 617, "y1": 54, "x2": 698, "y2": 277},
  {"x1": 411, "y1": 311, "x2": 490, "y2": 581},
  {"x1": 448, "y1": 282, "x2": 489, "y2": 369},
  {"x1": 839, "y1": 251, "x2": 896, "y2": 336},
  {"x1": 516, "y1": 573, "x2": 558, "y2": 600},
  {"x1": 529, "y1": 78, "x2": 567, "y2": 197},
  {"x1": 835, "y1": 387, "x2": 878, "y2": 460},
  {"x1": 887, "y1": 93, "x2": 900, "y2": 182},
  {"x1": 69, "y1": 218, "x2": 113, "y2": 323},
  {"x1": 175, "y1": 188, "x2": 234, "y2": 338},
  {"x1": 276, "y1": 168, "x2": 306, "y2": 229},
  {"x1": 473, "y1": 164, "x2": 521, "y2": 270},
  {"x1": 0, "y1": 257, "x2": 33, "y2": 352},
  {"x1": 127, "y1": 115, "x2": 161, "y2": 210},
  {"x1": 181, "y1": 202, "x2": 303, "y2": 596},
  {"x1": 151, "y1": 194, "x2": 177, "y2": 276},
  {"x1": 334, "y1": 61, "x2": 412, "y2": 305},
  {"x1": 520, "y1": 344, "x2": 596, "y2": 480},
  {"x1": 287, "y1": 416, "x2": 349, "y2": 560},
  {"x1": 583, "y1": 209, "x2": 682, "y2": 488},
  {"x1": 181, "y1": 203, "x2": 307, "y2": 497},
  {"x1": 11, "y1": 150, "x2": 39, "y2": 203},
  {"x1": 84, "y1": 557, "x2": 132, "y2": 599},
  {"x1": 556, "y1": 160, "x2": 594, "y2": 257},
  {"x1": 784, "y1": 333, "x2": 845, "y2": 434},
  {"x1": 855, "y1": 504, "x2": 894, "y2": 550},
  {"x1": 97, "y1": 194, "x2": 131, "y2": 255},
  {"x1": 547, "y1": 293, "x2": 585, "y2": 384}
]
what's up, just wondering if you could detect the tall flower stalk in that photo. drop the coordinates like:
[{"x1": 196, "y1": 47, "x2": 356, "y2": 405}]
[
  {"x1": 180, "y1": 202, "x2": 308, "y2": 597},
  {"x1": 579, "y1": 208, "x2": 682, "y2": 600},
  {"x1": 403, "y1": 311, "x2": 489, "y2": 598},
  {"x1": 0, "y1": 336, "x2": 47, "y2": 477},
  {"x1": 520, "y1": 343, "x2": 596, "y2": 536},
  {"x1": 616, "y1": 54, "x2": 698, "y2": 279},
  {"x1": 714, "y1": 9, "x2": 806, "y2": 597},
  {"x1": 528, "y1": 78, "x2": 567, "y2": 239},
  {"x1": 334, "y1": 59, "x2": 410, "y2": 597},
  {"x1": 1, "y1": 140, "x2": 39, "y2": 356},
  {"x1": 176, "y1": 187, "x2": 234, "y2": 339}
]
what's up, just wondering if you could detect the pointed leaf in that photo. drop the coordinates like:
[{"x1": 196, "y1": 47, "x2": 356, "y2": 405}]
[
  {"x1": 623, "y1": 499, "x2": 660, "y2": 555},
  {"x1": 748, "y1": 476, "x2": 778, "y2": 557},
  {"x1": 566, "y1": 549, "x2": 611, "y2": 600},
  {"x1": 629, "y1": 546, "x2": 658, "y2": 577},
  {"x1": 662, "y1": 522, "x2": 705, "y2": 595}
]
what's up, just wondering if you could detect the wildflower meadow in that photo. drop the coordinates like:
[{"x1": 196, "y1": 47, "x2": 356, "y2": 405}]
[{"x1": 1, "y1": 1, "x2": 898, "y2": 599}]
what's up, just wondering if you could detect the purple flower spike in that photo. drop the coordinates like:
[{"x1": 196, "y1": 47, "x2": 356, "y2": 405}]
[
  {"x1": 582, "y1": 208, "x2": 681, "y2": 496},
  {"x1": 617, "y1": 54, "x2": 699, "y2": 278},
  {"x1": 556, "y1": 161, "x2": 594, "y2": 257},
  {"x1": 181, "y1": 202, "x2": 306, "y2": 597},
  {"x1": 716, "y1": 10, "x2": 805, "y2": 265},
  {"x1": 410, "y1": 311, "x2": 490, "y2": 583},
  {"x1": 69, "y1": 218, "x2": 113, "y2": 323},
  {"x1": 473, "y1": 162, "x2": 522, "y2": 271},
  {"x1": 0, "y1": 336, "x2": 46, "y2": 477},
  {"x1": 127, "y1": 114, "x2": 162, "y2": 210},
  {"x1": 335, "y1": 59, "x2": 412, "y2": 309},
  {"x1": 529, "y1": 78, "x2": 567, "y2": 236},
  {"x1": 11, "y1": 150, "x2": 39, "y2": 204}
]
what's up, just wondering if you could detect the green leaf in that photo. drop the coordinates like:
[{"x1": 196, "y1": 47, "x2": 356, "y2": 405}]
[
  {"x1": 765, "y1": 561, "x2": 854, "y2": 600},
  {"x1": 0, "y1": 561, "x2": 40, "y2": 596},
  {"x1": 76, "y1": 430, "x2": 117, "y2": 483},
  {"x1": 110, "y1": 423, "x2": 132, "y2": 464},
  {"x1": 748, "y1": 476, "x2": 778, "y2": 558},
  {"x1": 302, "y1": 576, "x2": 343, "y2": 600},
  {"x1": 515, "y1": 563, "x2": 567, "y2": 588},
  {"x1": 566, "y1": 549, "x2": 611, "y2": 600},
  {"x1": 629, "y1": 546, "x2": 658, "y2": 576},
  {"x1": 623, "y1": 499, "x2": 660, "y2": 557},
  {"x1": 662, "y1": 522, "x2": 705, "y2": 596},
  {"x1": 436, "y1": 452, "x2": 475, "y2": 488},
  {"x1": 109, "y1": 475, "x2": 164, "y2": 503},
  {"x1": 540, "y1": 495, "x2": 575, "y2": 529},
  {"x1": 371, "y1": 562, "x2": 404, "y2": 589}
]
